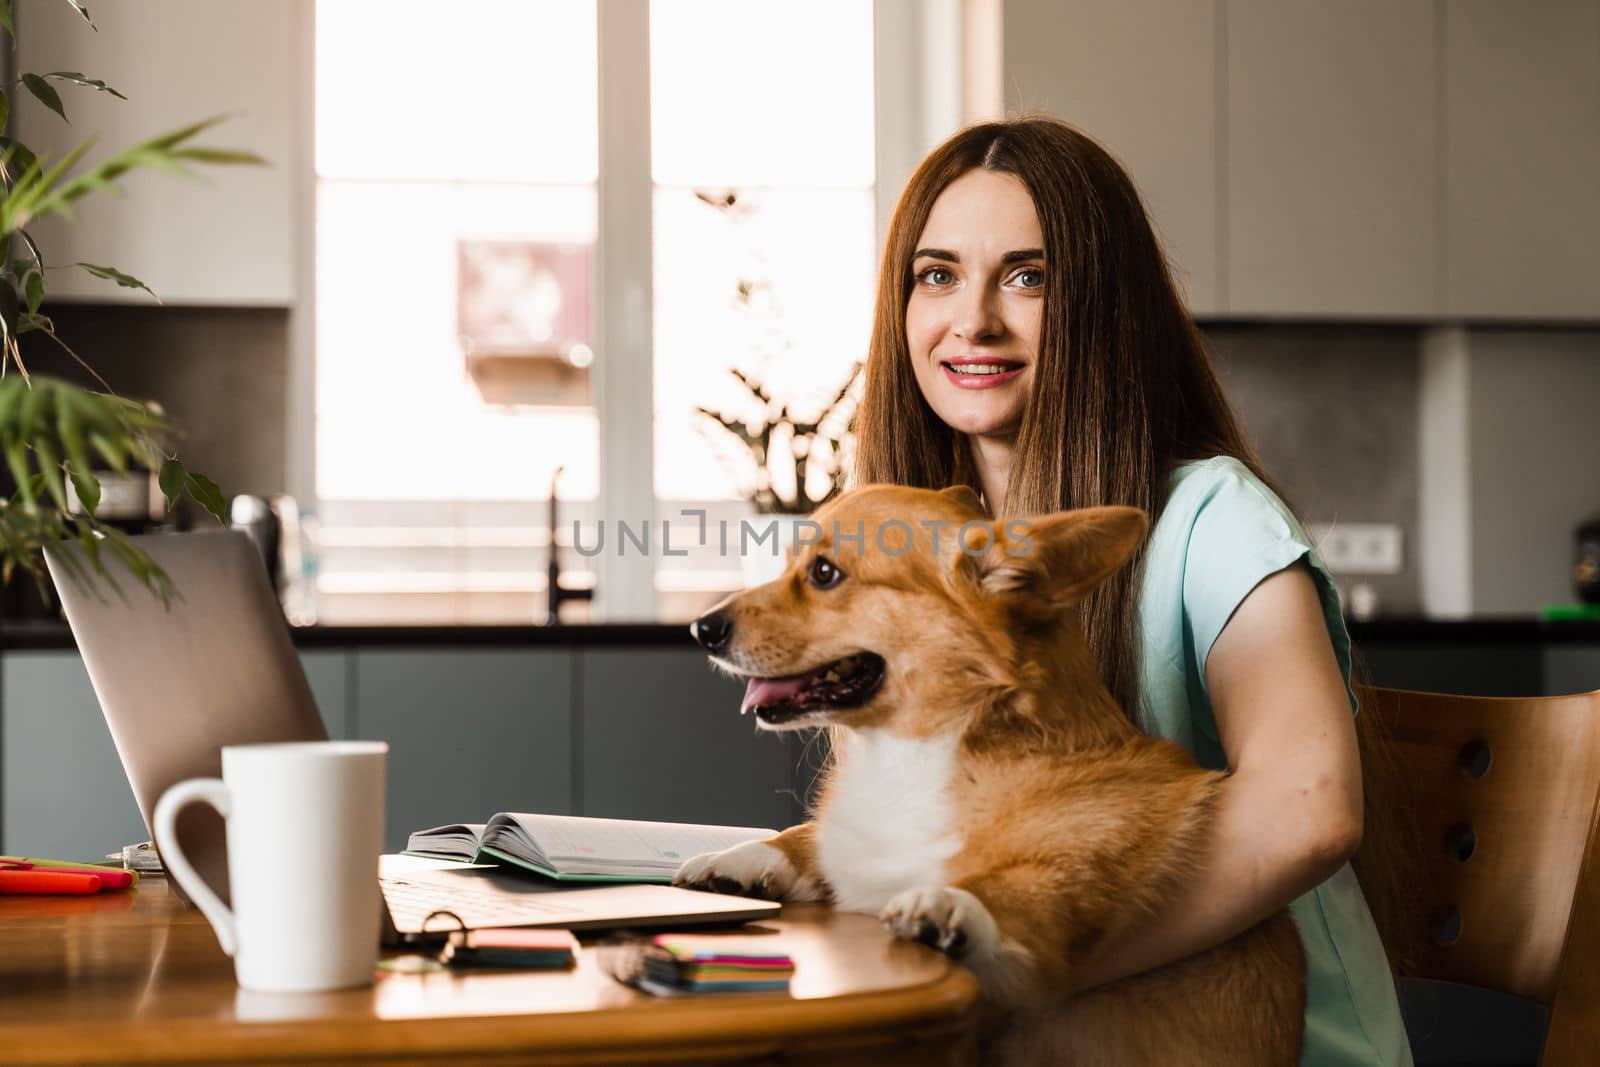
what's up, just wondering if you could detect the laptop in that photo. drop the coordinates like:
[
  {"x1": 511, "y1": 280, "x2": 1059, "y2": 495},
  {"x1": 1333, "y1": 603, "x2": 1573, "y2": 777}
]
[{"x1": 44, "y1": 530, "x2": 779, "y2": 940}]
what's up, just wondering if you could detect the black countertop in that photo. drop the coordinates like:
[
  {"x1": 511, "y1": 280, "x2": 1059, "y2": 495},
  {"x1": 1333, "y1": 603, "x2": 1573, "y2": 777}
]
[
  {"x1": 0, "y1": 619, "x2": 695, "y2": 651},
  {"x1": 2, "y1": 616, "x2": 1599, "y2": 652}
]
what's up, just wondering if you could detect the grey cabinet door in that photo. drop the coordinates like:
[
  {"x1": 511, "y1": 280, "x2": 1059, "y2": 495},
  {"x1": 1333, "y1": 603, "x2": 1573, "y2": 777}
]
[
  {"x1": 1001, "y1": 0, "x2": 1220, "y2": 314},
  {"x1": 1357, "y1": 642, "x2": 1543, "y2": 698},
  {"x1": 300, "y1": 650, "x2": 351, "y2": 739},
  {"x1": 1544, "y1": 647, "x2": 1600, "y2": 698},
  {"x1": 354, "y1": 649, "x2": 572, "y2": 852},
  {"x1": 1226, "y1": 0, "x2": 1436, "y2": 316},
  {"x1": 580, "y1": 649, "x2": 800, "y2": 831},
  {"x1": 2, "y1": 651, "x2": 148, "y2": 861},
  {"x1": 1443, "y1": 1, "x2": 1600, "y2": 318}
]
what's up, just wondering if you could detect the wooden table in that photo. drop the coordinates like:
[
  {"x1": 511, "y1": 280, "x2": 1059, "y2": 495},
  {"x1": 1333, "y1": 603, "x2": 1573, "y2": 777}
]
[{"x1": 2, "y1": 875, "x2": 983, "y2": 1065}]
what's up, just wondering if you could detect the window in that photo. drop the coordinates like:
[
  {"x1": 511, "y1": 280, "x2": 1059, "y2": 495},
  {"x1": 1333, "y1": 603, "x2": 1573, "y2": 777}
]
[
  {"x1": 312, "y1": 1, "x2": 886, "y2": 623},
  {"x1": 650, "y1": 0, "x2": 877, "y2": 609}
]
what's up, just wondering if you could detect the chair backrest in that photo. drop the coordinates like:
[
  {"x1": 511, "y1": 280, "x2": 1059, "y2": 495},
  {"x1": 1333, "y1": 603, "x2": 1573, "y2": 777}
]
[{"x1": 1353, "y1": 685, "x2": 1600, "y2": 1061}]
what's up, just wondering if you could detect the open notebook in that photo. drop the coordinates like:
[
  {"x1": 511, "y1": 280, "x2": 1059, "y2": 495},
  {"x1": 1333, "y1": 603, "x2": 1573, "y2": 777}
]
[{"x1": 404, "y1": 814, "x2": 776, "y2": 882}]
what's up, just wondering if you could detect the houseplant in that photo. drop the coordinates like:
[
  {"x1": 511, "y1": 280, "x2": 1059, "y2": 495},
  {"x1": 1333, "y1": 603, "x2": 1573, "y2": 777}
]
[
  {"x1": 695, "y1": 361, "x2": 861, "y2": 517},
  {"x1": 696, "y1": 358, "x2": 861, "y2": 588},
  {"x1": 689, "y1": 188, "x2": 862, "y2": 517},
  {"x1": 0, "y1": 0, "x2": 259, "y2": 598}
]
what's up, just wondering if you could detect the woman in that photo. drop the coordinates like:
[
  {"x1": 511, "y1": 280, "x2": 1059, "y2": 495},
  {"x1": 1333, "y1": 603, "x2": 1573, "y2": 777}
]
[{"x1": 851, "y1": 117, "x2": 1411, "y2": 1065}]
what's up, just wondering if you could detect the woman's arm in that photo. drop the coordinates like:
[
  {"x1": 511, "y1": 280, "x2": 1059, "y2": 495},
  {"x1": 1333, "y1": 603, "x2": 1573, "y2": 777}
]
[{"x1": 1069, "y1": 560, "x2": 1364, "y2": 993}]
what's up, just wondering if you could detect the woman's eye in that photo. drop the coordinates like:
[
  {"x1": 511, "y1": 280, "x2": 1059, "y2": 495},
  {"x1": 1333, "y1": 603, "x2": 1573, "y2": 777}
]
[
  {"x1": 917, "y1": 266, "x2": 954, "y2": 287},
  {"x1": 808, "y1": 556, "x2": 844, "y2": 589},
  {"x1": 1011, "y1": 267, "x2": 1044, "y2": 289}
]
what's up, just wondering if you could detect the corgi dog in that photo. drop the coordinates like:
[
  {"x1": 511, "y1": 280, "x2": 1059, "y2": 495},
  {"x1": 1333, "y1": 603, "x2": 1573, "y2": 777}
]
[{"x1": 676, "y1": 484, "x2": 1305, "y2": 1065}]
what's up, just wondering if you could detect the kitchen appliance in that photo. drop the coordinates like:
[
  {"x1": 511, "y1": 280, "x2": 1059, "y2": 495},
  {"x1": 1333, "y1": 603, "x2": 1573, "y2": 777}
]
[
  {"x1": 1577, "y1": 515, "x2": 1600, "y2": 605},
  {"x1": 68, "y1": 469, "x2": 165, "y2": 534},
  {"x1": 2, "y1": 470, "x2": 167, "y2": 621},
  {"x1": 230, "y1": 494, "x2": 301, "y2": 597}
]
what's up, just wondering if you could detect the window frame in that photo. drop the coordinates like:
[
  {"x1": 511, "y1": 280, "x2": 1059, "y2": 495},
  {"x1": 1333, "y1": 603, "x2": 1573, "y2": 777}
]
[{"x1": 289, "y1": 0, "x2": 960, "y2": 622}]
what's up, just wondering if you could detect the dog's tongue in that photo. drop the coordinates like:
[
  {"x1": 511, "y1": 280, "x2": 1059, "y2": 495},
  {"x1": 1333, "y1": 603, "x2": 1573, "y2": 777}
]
[{"x1": 742, "y1": 674, "x2": 809, "y2": 714}]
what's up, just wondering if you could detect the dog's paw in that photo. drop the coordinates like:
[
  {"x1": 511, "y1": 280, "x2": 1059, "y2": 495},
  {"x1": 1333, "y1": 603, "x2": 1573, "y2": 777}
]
[
  {"x1": 880, "y1": 886, "x2": 1000, "y2": 961},
  {"x1": 673, "y1": 840, "x2": 826, "y2": 903}
]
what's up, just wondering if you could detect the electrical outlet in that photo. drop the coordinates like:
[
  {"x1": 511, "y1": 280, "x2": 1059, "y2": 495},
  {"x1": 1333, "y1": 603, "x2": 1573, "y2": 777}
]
[{"x1": 1307, "y1": 523, "x2": 1403, "y2": 576}]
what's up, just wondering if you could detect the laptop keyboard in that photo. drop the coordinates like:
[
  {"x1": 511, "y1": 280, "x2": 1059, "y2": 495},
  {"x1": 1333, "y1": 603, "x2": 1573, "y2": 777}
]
[{"x1": 382, "y1": 875, "x2": 583, "y2": 931}]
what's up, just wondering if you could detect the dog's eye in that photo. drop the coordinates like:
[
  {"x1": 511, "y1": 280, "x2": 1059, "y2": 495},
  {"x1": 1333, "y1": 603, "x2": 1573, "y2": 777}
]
[{"x1": 808, "y1": 555, "x2": 844, "y2": 589}]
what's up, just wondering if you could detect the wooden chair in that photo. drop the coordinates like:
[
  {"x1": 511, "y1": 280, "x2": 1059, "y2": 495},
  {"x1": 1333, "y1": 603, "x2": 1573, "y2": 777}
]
[{"x1": 1352, "y1": 684, "x2": 1600, "y2": 1065}]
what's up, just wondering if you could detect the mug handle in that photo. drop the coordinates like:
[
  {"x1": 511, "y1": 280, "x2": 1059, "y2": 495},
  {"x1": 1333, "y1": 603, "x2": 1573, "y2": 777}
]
[{"x1": 153, "y1": 777, "x2": 237, "y2": 957}]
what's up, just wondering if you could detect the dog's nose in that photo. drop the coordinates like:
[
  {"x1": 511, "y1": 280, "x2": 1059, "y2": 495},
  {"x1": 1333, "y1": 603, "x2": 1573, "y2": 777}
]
[{"x1": 692, "y1": 611, "x2": 734, "y2": 652}]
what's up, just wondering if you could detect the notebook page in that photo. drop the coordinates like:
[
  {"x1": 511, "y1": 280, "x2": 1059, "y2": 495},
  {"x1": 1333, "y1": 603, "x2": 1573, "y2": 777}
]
[
  {"x1": 507, "y1": 814, "x2": 775, "y2": 868},
  {"x1": 405, "y1": 823, "x2": 487, "y2": 857}
]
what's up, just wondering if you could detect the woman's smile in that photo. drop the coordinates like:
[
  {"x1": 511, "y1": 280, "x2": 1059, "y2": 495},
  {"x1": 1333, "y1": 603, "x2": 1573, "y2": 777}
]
[{"x1": 940, "y1": 355, "x2": 1027, "y2": 389}]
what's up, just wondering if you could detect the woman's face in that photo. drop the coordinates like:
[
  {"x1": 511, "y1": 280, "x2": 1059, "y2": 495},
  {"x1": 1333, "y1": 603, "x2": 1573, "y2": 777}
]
[{"x1": 904, "y1": 168, "x2": 1044, "y2": 440}]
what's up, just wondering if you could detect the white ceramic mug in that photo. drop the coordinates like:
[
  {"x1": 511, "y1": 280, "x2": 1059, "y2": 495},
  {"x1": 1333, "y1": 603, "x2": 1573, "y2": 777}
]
[{"x1": 153, "y1": 741, "x2": 388, "y2": 993}]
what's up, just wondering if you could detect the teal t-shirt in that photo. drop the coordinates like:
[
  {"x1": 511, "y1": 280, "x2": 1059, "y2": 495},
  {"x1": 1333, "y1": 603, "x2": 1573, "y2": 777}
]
[{"x1": 1136, "y1": 456, "x2": 1412, "y2": 1067}]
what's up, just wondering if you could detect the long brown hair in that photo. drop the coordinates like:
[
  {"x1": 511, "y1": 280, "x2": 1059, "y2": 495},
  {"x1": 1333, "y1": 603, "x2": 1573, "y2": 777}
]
[{"x1": 852, "y1": 116, "x2": 1267, "y2": 719}]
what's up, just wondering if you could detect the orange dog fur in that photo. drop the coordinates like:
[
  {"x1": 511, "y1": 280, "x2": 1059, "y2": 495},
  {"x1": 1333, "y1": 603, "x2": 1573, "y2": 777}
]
[{"x1": 677, "y1": 484, "x2": 1305, "y2": 1065}]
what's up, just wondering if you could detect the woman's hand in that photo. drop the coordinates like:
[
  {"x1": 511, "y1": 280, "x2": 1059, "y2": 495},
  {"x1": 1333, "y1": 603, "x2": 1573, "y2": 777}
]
[{"x1": 1069, "y1": 560, "x2": 1363, "y2": 993}]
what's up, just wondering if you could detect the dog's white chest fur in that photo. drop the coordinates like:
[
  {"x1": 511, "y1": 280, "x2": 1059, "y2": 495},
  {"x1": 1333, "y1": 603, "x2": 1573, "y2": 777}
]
[{"x1": 816, "y1": 729, "x2": 964, "y2": 913}]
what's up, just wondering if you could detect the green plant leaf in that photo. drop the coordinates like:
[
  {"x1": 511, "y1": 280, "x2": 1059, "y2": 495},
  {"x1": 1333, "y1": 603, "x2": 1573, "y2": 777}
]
[
  {"x1": 24, "y1": 270, "x2": 43, "y2": 314},
  {"x1": 33, "y1": 435, "x2": 68, "y2": 510},
  {"x1": 16, "y1": 311, "x2": 52, "y2": 334},
  {"x1": 55, "y1": 396, "x2": 95, "y2": 510},
  {"x1": 99, "y1": 528, "x2": 167, "y2": 602},
  {"x1": 63, "y1": 0, "x2": 93, "y2": 27},
  {"x1": 33, "y1": 116, "x2": 238, "y2": 216},
  {"x1": 41, "y1": 71, "x2": 126, "y2": 100},
  {"x1": 158, "y1": 457, "x2": 185, "y2": 509},
  {"x1": 184, "y1": 470, "x2": 226, "y2": 524},
  {"x1": 16, "y1": 378, "x2": 44, "y2": 441},
  {"x1": 67, "y1": 463, "x2": 99, "y2": 516},
  {"x1": 0, "y1": 137, "x2": 38, "y2": 182},
  {"x1": 0, "y1": 92, "x2": 9, "y2": 133},
  {"x1": 0, "y1": 2, "x2": 13, "y2": 37},
  {"x1": 21, "y1": 73, "x2": 68, "y2": 124},
  {"x1": 69, "y1": 516, "x2": 102, "y2": 566},
  {"x1": 71, "y1": 262, "x2": 158, "y2": 301},
  {"x1": 5, "y1": 136, "x2": 96, "y2": 231},
  {"x1": 4, "y1": 440, "x2": 34, "y2": 509},
  {"x1": 88, "y1": 430, "x2": 126, "y2": 472},
  {"x1": 0, "y1": 376, "x2": 21, "y2": 432},
  {"x1": 172, "y1": 147, "x2": 268, "y2": 166}
]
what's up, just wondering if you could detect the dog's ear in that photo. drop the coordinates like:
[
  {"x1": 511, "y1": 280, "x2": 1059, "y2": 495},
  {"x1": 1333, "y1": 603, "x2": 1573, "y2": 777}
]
[
  {"x1": 938, "y1": 484, "x2": 985, "y2": 515},
  {"x1": 973, "y1": 506, "x2": 1148, "y2": 609}
]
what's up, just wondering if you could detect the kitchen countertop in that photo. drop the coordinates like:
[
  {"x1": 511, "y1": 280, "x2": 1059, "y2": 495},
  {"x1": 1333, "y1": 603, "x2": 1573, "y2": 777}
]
[
  {"x1": 0, "y1": 619, "x2": 694, "y2": 651},
  {"x1": 2, "y1": 616, "x2": 1599, "y2": 651}
]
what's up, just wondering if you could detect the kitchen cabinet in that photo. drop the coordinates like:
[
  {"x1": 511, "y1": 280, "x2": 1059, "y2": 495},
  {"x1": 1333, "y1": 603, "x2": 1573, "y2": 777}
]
[
  {"x1": 1, "y1": 651, "x2": 145, "y2": 861},
  {"x1": 1001, "y1": 0, "x2": 1220, "y2": 313},
  {"x1": 353, "y1": 649, "x2": 573, "y2": 852},
  {"x1": 1225, "y1": 0, "x2": 1436, "y2": 317},
  {"x1": 1442, "y1": 1, "x2": 1600, "y2": 319},
  {"x1": 300, "y1": 650, "x2": 351, "y2": 739},
  {"x1": 1545, "y1": 647, "x2": 1600, "y2": 698},
  {"x1": 1001, "y1": 0, "x2": 1600, "y2": 320},
  {"x1": 5, "y1": 630, "x2": 1594, "y2": 864},
  {"x1": 579, "y1": 649, "x2": 801, "y2": 830},
  {"x1": 1356, "y1": 641, "x2": 1544, "y2": 698},
  {"x1": 11, "y1": 0, "x2": 300, "y2": 306},
  {"x1": 0, "y1": 649, "x2": 351, "y2": 859}
]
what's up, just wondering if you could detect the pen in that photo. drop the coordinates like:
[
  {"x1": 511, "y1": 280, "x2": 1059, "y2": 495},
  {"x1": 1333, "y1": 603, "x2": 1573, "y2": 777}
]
[
  {"x1": 0, "y1": 870, "x2": 104, "y2": 895},
  {"x1": 0, "y1": 858, "x2": 136, "y2": 891}
]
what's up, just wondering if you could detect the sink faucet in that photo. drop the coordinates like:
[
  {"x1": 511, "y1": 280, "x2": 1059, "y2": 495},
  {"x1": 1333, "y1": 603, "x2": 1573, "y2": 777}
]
[{"x1": 546, "y1": 466, "x2": 593, "y2": 624}]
